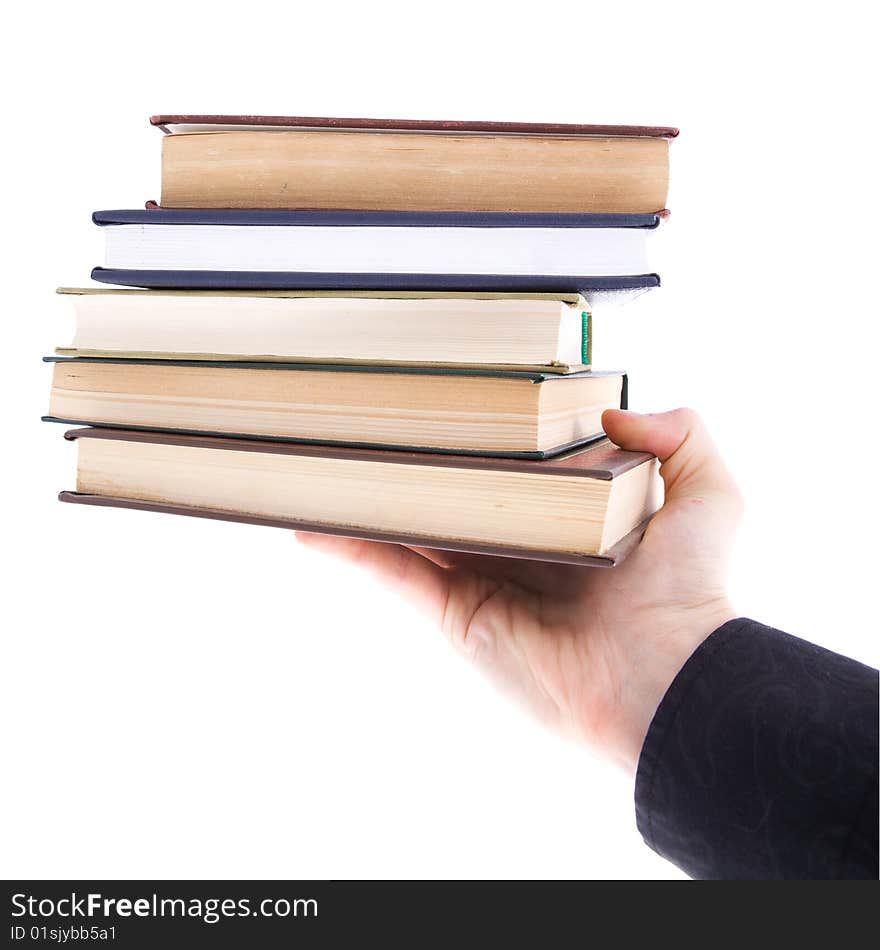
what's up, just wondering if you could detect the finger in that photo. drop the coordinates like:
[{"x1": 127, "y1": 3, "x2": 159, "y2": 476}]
[
  {"x1": 295, "y1": 532, "x2": 451, "y2": 623},
  {"x1": 602, "y1": 408, "x2": 741, "y2": 506},
  {"x1": 407, "y1": 544, "x2": 546, "y2": 578},
  {"x1": 404, "y1": 545, "x2": 462, "y2": 568},
  {"x1": 407, "y1": 546, "x2": 586, "y2": 595}
]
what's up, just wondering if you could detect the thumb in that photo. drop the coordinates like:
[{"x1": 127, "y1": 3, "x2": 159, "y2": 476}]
[{"x1": 602, "y1": 408, "x2": 741, "y2": 505}]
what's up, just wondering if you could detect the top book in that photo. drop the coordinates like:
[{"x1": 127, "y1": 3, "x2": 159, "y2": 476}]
[{"x1": 151, "y1": 115, "x2": 677, "y2": 214}]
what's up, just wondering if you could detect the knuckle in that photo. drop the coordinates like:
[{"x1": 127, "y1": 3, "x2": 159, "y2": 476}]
[{"x1": 674, "y1": 406, "x2": 701, "y2": 428}]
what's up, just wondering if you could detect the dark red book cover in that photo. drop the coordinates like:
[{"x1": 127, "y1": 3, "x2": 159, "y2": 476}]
[{"x1": 151, "y1": 114, "x2": 679, "y2": 138}]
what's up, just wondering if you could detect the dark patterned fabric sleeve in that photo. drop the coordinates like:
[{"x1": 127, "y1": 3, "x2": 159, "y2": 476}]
[{"x1": 634, "y1": 618, "x2": 879, "y2": 879}]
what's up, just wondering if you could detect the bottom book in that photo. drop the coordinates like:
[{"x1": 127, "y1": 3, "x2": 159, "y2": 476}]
[{"x1": 59, "y1": 427, "x2": 662, "y2": 567}]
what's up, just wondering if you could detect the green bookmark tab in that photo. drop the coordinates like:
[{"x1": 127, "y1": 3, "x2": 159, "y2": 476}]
[{"x1": 581, "y1": 311, "x2": 592, "y2": 365}]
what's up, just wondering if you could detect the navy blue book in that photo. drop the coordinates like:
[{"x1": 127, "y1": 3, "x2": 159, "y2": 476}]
[{"x1": 91, "y1": 209, "x2": 661, "y2": 294}]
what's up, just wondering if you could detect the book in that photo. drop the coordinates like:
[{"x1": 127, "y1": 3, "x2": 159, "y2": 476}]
[
  {"x1": 92, "y1": 209, "x2": 660, "y2": 293},
  {"x1": 150, "y1": 115, "x2": 677, "y2": 213},
  {"x1": 54, "y1": 288, "x2": 591, "y2": 372},
  {"x1": 60, "y1": 427, "x2": 661, "y2": 565},
  {"x1": 90, "y1": 209, "x2": 661, "y2": 294},
  {"x1": 44, "y1": 359, "x2": 627, "y2": 458}
]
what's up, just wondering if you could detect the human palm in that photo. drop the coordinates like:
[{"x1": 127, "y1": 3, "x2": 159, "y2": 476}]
[{"x1": 298, "y1": 409, "x2": 741, "y2": 772}]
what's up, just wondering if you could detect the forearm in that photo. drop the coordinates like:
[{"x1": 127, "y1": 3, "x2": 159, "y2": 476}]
[{"x1": 634, "y1": 618, "x2": 879, "y2": 879}]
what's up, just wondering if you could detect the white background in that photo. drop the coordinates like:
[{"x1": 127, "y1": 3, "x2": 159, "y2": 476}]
[{"x1": 2, "y1": 0, "x2": 876, "y2": 881}]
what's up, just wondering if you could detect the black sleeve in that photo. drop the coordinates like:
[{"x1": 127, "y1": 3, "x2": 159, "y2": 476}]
[{"x1": 634, "y1": 618, "x2": 879, "y2": 879}]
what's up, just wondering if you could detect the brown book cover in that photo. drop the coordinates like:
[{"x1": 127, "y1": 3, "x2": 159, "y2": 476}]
[
  {"x1": 59, "y1": 427, "x2": 656, "y2": 567},
  {"x1": 151, "y1": 114, "x2": 679, "y2": 138}
]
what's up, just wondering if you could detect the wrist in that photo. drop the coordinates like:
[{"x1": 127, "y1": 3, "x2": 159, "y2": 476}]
[{"x1": 613, "y1": 599, "x2": 737, "y2": 774}]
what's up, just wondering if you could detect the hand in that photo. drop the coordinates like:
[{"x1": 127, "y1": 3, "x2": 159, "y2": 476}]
[{"x1": 297, "y1": 409, "x2": 742, "y2": 773}]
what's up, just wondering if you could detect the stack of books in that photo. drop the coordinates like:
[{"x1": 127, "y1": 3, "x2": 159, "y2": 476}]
[{"x1": 45, "y1": 114, "x2": 676, "y2": 566}]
